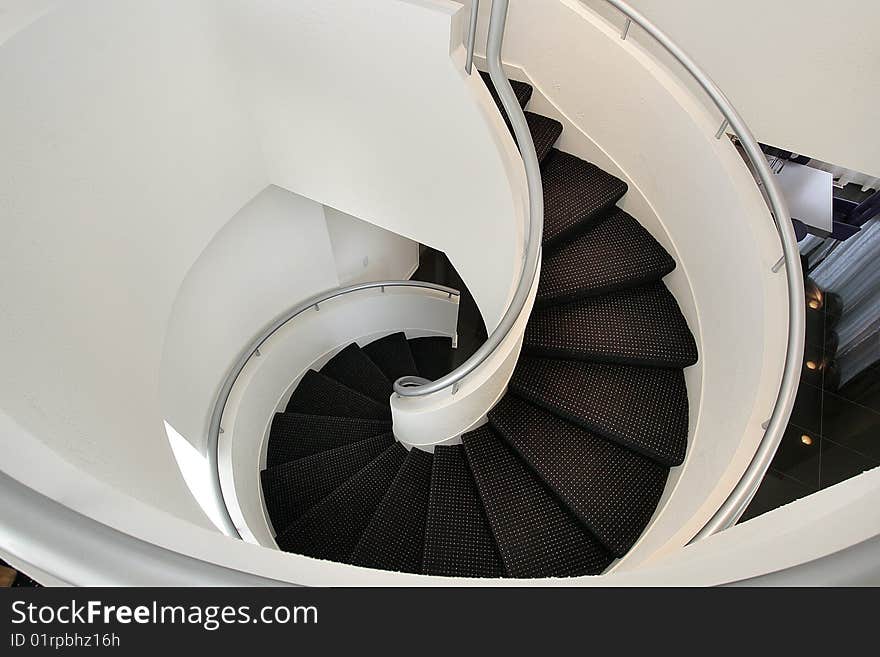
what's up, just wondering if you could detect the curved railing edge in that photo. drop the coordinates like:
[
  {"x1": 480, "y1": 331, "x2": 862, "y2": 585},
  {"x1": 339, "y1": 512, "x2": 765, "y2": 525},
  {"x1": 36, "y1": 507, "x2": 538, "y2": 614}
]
[
  {"x1": 394, "y1": 0, "x2": 544, "y2": 398},
  {"x1": 0, "y1": 471, "x2": 287, "y2": 586},
  {"x1": 207, "y1": 280, "x2": 461, "y2": 538},
  {"x1": 588, "y1": 0, "x2": 805, "y2": 536}
]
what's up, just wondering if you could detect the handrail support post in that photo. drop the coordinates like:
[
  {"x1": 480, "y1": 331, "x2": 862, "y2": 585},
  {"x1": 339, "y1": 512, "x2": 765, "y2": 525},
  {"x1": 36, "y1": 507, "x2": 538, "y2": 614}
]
[{"x1": 465, "y1": 0, "x2": 480, "y2": 74}]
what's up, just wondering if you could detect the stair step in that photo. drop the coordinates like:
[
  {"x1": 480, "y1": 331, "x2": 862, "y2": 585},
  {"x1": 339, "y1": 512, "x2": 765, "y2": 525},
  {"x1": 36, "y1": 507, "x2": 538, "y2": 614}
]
[
  {"x1": 479, "y1": 70, "x2": 533, "y2": 116},
  {"x1": 509, "y1": 356, "x2": 688, "y2": 466},
  {"x1": 541, "y1": 149, "x2": 628, "y2": 248},
  {"x1": 262, "y1": 433, "x2": 393, "y2": 534},
  {"x1": 488, "y1": 395, "x2": 669, "y2": 556},
  {"x1": 362, "y1": 332, "x2": 419, "y2": 384},
  {"x1": 537, "y1": 207, "x2": 676, "y2": 305},
  {"x1": 285, "y1": 370, "x2": 390, "y2": 420},
  {"x1": 462, "y1": 425, "x2": 614, "y2": 576},
  {"x1": 266, "y1": 413, "x2": 391, "y2": 468},
  {"x1": 408, "y1": 336, "x2": 454, "y2": 382},
  {"x1": 276, "y1": 443, "x2": 408, "y2": 561},
  {"x1": 525, "y1": 111, "x2": 563, "y2": 164},
  {"x1": 523, "y1": 282, "x2": 698, "y2": 368},
  {"x1": 423, "y1": 444, "x2": 504, "y2": 578},
  {"x1": 350, "y1": 448, "x2": 434, "y2": 574},
  {"x1": 319, "y1": 343, "x2": 392, "y2": 405}
]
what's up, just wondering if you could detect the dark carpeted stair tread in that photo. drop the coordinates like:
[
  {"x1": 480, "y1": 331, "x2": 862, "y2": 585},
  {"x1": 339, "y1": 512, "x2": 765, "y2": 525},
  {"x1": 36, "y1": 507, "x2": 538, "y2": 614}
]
[
  {"x1": 262, "y1": 433, "x2": 393, "y2": 534},
  {"x1": 422, "y1": 444, "x2": 504, "y2": 578},
  {"x1": 525, "y1": 111, "x2": 563, "y2": 164},
  {"x1": 462, "y1": 425, "x2": 614, "y2": 577},
  {"x1": 489, "y1": 395, "x2": 669, "y2": 556},
  {"x1": 479, "y1": 70, "x2": 533, "y2": 116},
  {"x1": 542, "y1": 149, "x2": 628, "y2": 248},
  {"x1": 276, "y1": 443, "x2": 408, "y2": 561},
  {"x1": 266, "y1": 413, "x2": 391, "y2": 468},
  {"x1": 509, "y1": 356, "x2": 688, "y2": 466},
  {"x1": 537, "y1": 207, "x2": 676, "y2": 305},
  {"x1": 319, "y1": 343, "x2": 392, "y2": 405},
  {"x1": 408, "y1": 336, "x2": 454, "y2": 382},
  {"x1": 362, "y1": 332, "x2": 419, "y2": 383},
  {"x1": 285, "y1": 370, "x2": 389, "y2": 420},
  {"x1": 350, "y1": 448, "x2": 434, "y2": 574},
  {"x1": 523, "y1": 282, "x2": 698, "y2": 368}
]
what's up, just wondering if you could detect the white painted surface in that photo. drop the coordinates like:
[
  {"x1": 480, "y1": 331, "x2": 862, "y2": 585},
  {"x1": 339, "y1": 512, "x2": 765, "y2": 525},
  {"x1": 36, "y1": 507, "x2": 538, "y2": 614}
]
[
  {"x1": 324, "y1": 207, "x2": 420, "y2": 285},
  {"x1": 219, "y1": 287, "x2": 460, "y2": 546},
  {"x1": 160, "y1": 185, "x2": 339, "y2": 453},
  {"x1": 595, "y1": 0, "x2": 880, "y2": 178},
  {"x1": 775, "y1": 162, "x2": 834, "y2": 232},
  {"x1": 0, "y1": 0, "x2": 269, "y2": 522},
  {"x1": 216, "y1": 0, "x2": 528, "y2": 332},
  {"x1": 1, "y1": 0, "x2": 524, "y2": 522},
  {"x1": 468, "y1": 0, "x2": 790, "y2": 566},
  {"x1": 459, "y1": 0, "x2": 880, "y2": 177},
  {"x1": 213, "y1": 0, "x2": 533, "y2": 451},
  {"x1": 0, "y1": 0, "x2": 59, "y2": 45}
]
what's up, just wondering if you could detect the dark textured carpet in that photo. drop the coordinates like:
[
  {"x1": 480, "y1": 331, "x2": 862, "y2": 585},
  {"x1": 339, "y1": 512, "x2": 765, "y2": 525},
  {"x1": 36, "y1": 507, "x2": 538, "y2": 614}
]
[
  {"x1": 285, "y1": 370, "x2": 390, "y2": 420},
  {"x1": 262, "y1": 433, "x2": 392, "y2": 535},
  {"x1": 525, "y1": 111, "x2": 563, "y2": 164},
  {"x1": 362, "y1": 332, "x2": 419, "y2": 383},
  {"x1": 524, "y1": 282, "x2": 698, "y2": 368},
  {"x1": 536, "y1": 207, "x2": 676, "y2": 305},
  {"x1": 422, "y1": 444, "x2": 504, "y2": 578},
  {"x1": 463, "y1": 425, "x2": 614, "y2": 576},
  {"x1": 320, "y1": 343, "x2": 392, "y2": 404},
  {"x1": 541, "y1": 149, "x2": 628, "y2": 248},
  {"x1": 350, "y1": 448, "x2": 434, "y2": 574},
  {"x1": 489, "y1": 394, "x2": 668, "y2": 556},
  {"x1": 408, "y1": 336, "x2": 454, "y2": 382},
  {"x1": 509, "y1": 356, "x2": 689, "y2": 466},
  {"x1": 276, "y1": 443, "x2": 408, "y2": 561},
  {"x1": 479, "y1": 70, "x2": 533, "y2": 118}
]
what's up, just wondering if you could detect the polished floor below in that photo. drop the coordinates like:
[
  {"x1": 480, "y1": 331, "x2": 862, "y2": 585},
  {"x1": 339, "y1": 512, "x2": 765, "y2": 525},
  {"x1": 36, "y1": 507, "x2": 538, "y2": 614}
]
[{"x1": 741, "y1": 284, "x2": 879, "y2": 521}]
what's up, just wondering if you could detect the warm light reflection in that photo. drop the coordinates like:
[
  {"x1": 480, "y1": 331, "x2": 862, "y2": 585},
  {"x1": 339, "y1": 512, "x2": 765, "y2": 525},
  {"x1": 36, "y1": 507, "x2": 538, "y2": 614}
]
[
  {"x1": 806, "y1": 360, "x2": 818, "y2": 370},
  {"x1": 801, "y1": 434, "x2": 814, "y2": 446}
]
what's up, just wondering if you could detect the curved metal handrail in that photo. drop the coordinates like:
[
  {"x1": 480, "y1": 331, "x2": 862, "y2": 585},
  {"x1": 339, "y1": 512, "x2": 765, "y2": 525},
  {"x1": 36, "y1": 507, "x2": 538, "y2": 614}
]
[
  {"x1": 208, "y1": 280, "x2": 460, "y2": 537},
  {"x1": 578, "y1": 0, "x2": 804, "y2": 535},
  {"x1": 404, "y1": 0, "x2": 804, "y2": 534},
  {"x1": 394, "y1": 0, "x2": 544, "y2": 398}
]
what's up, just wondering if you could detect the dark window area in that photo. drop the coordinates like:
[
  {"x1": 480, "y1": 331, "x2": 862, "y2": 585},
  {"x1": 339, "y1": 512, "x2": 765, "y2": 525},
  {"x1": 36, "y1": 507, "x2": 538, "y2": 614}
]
[{"x1": 742, "y1": 218, "x2": 880, "y2": 521}]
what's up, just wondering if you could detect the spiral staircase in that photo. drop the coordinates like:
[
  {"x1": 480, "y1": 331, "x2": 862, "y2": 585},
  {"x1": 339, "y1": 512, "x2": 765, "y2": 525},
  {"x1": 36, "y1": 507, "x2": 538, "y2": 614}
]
[
  {"x1": 3, "y1": 0, "x2": 879, "y2": 586},
  {"x1": 259, "y1": 72, "x2": 698, "y2": 577}
]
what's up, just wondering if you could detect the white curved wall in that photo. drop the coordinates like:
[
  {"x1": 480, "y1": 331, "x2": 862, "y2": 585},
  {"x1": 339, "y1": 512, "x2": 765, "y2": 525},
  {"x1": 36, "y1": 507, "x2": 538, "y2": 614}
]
[
  {"x1": 619, "y1": 0, "x2": 880, "y2": 179},
  {"x1": 160, "y1": 185, "x2": 340, "y2": 455},
  {"x1": 467, "y1": 0, "x2": 791, "y2": 562},
  {"x1": 0, "y1": 0, "x2": 523, "y2": 521},
  {"x1": 215, "y1": 0, "x2": 528, "y2": 332},
  {"x1": 0, "y1": 0, "x2": 269, "y2": 522}
]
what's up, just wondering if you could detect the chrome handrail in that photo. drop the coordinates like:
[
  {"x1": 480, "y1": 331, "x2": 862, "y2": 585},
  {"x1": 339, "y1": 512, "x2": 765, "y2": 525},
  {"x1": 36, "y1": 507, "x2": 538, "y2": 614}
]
[
  {"x1": 588, "y1": 0, "x2": 805, "y2": 534},
  {"x1": 208, "y1": 280, "x2": 460, "y2": 537},
  {"x1": 394, "y1": 0, "x2": 544, "y2": 398}
]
